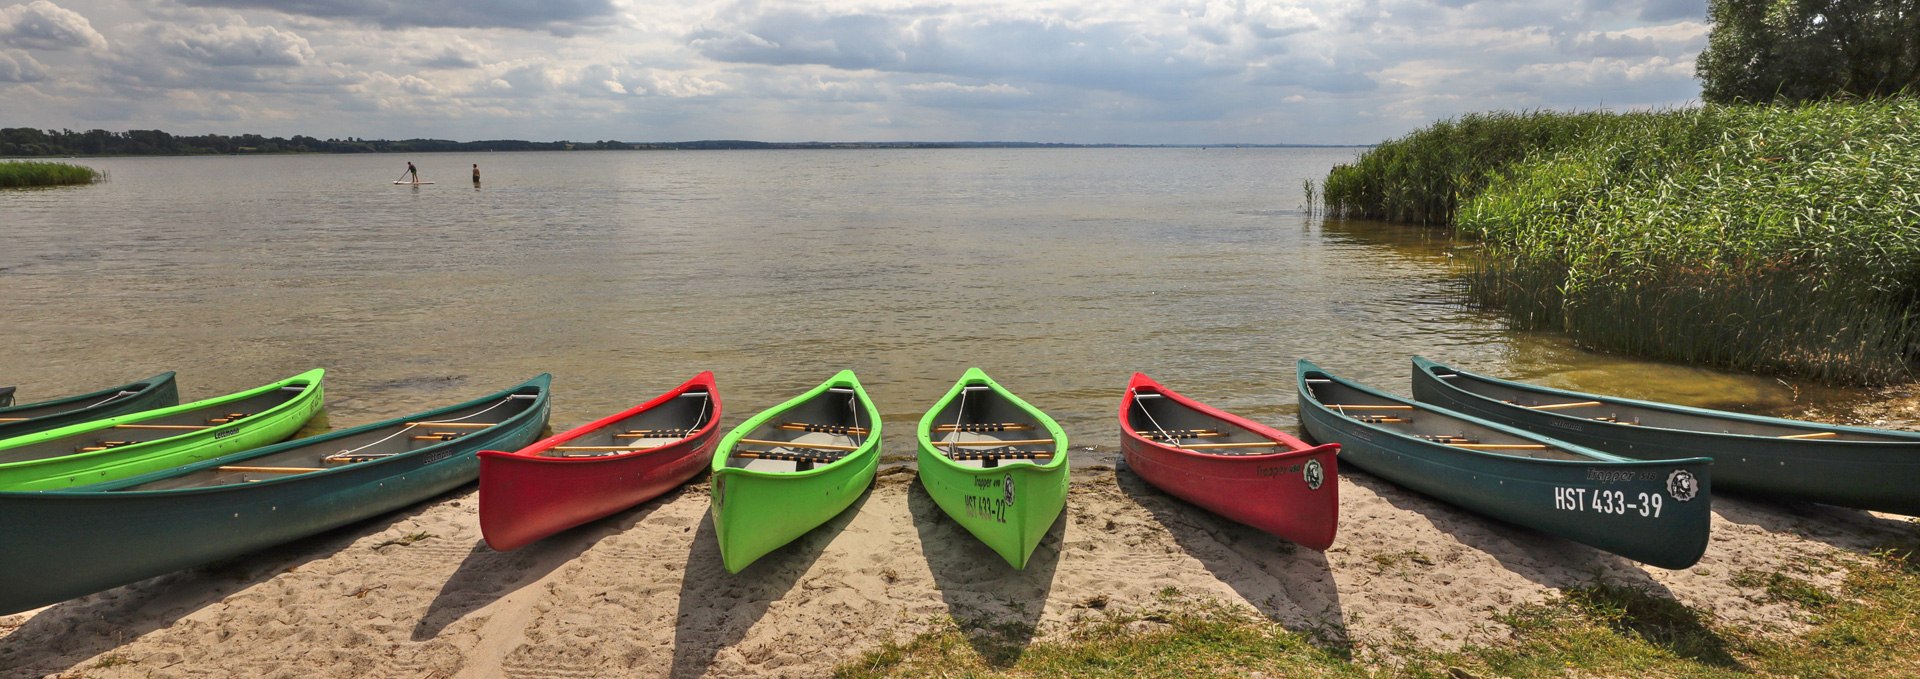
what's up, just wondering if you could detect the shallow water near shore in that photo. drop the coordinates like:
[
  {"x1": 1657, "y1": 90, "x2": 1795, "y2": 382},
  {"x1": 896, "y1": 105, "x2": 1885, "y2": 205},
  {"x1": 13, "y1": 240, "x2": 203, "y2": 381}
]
[{"x1": 0, "y1": 148, "x2": 1865, "y2": 463}]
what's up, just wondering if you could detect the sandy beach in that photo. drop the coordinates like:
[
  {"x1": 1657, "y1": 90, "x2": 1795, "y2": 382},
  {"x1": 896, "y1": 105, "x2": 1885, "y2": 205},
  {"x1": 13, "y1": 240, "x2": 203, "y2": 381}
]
[{"x1": 4, "y1": 428, "x2": 1915, "y2": 679}]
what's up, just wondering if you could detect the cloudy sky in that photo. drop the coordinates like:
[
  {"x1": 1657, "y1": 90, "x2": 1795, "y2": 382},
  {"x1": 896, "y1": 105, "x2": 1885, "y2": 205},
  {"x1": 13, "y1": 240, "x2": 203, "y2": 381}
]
[{"x1": 0, "y1": 0, "x2": 1710, "y2": 144}]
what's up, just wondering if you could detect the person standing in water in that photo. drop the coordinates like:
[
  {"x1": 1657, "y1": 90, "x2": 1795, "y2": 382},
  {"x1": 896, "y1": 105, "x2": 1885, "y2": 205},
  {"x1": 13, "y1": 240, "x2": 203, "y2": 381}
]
[
  {"x1": 405, "y1": 161, "x2": 419, "y2": 183},
  {"x1": 472, "y1": 164, "x2": 480, "y2": 185}
]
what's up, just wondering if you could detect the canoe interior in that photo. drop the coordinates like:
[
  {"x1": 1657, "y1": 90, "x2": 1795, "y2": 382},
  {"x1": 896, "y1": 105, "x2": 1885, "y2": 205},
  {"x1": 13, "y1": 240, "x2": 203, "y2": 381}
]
[
  {"x1": 0, "y1": 386, "x2": 309, "y2": 466},
  {"x1": 1429, "y1": 366, "x2": 1913, "y2": 442},
  {"x1": 723, "y1": 387, "x2": 871, "y2": 473},
  {"x1": 1125, "y1": 387, "x2": 1275, "y2": 454},
  {"x1": 120, "y1": 388, "x2": 542, "y2": 491},
  {"x1": 0, "y1": 387, "x2": 146, "y2": 422},
  {"x1": 925, "y1": 384, "x2": 1057, "y2": 469},
  {"x1": 538, "y1": 388, "x2": 715, "y2": 458},
  {"x1": 1302, "y1": 377, "x2": 1597, "y2": 462}
]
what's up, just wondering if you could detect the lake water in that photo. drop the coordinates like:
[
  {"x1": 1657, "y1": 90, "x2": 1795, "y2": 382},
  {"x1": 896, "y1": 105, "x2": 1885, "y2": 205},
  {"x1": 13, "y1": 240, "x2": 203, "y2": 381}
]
[{"x1": 0, "y1": 149, "x2": 1858, "y2": 464}]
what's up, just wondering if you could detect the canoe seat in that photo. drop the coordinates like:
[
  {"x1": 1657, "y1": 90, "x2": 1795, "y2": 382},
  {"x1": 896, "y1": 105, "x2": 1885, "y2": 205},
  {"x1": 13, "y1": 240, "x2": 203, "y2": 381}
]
[
  {"x1": 1136, "y1": 428, "x2": 1220, "y2": 440},
  {"x1": 78, "y1": 440, "x2": 139, "y2": 452},
  {"x1": 736, "y1": 449, "x2": 843, "y2": 470},
  {"x1": 943, "y1": 446, "x2": 1053, "y2": 463},
  {"x1": 616, "y1": 428, "x2": 693, "y2": 439},
  {"x1": 1415, "y1": 434, "x2": 1475, "y2": 444},
  {"x1": 411, "y1": 432, "x2": 464, "y2": 442},
  {"x1": 1355, "y1": 415, "x2": 1409, "y2": 424},
  {"x1": 209, "y1": 412, "x2": 251, "y2": 424},
  {"x1": 780, "y1": 422, "x2": 869, "y2": 436},
  {"x1": 936, "y1": 422, "x2": 1034, "y2": 433}
]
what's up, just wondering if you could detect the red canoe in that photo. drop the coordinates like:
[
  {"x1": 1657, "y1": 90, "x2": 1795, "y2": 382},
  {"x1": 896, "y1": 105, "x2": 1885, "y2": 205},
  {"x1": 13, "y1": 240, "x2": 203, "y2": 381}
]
[
  {"x1": 479, "y1": 372, "x2": 721, "y2": 551},
  {"x1": 1119, "y1": 373, "x2": 1340, "y2": 550}
]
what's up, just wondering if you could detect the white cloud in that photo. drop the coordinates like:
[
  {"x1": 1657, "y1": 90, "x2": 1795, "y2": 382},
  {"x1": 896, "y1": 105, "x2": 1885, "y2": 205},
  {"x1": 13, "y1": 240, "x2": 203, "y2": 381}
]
[
  {"x1": 0, "y1": 0, "x2": 107, "y2": 51},
  {"x1": 147, "y1": 19, "x2": 314, "y2": 66},
  {"x1": 0, "y1": 48, "x2": 49, "y2": 81}
]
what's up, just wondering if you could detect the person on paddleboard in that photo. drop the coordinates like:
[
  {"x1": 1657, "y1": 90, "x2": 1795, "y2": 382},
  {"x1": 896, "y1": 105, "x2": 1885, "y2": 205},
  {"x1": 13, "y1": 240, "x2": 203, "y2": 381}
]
[{"x1": 406, "y1": 161, "x2": 419, "y2": 183}]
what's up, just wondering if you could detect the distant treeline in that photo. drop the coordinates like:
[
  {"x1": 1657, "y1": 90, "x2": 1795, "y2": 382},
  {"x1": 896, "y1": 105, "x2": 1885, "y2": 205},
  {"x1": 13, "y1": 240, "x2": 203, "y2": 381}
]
[{"x1": 0, "y1": 128, "x2": 1321, "y2": 157}]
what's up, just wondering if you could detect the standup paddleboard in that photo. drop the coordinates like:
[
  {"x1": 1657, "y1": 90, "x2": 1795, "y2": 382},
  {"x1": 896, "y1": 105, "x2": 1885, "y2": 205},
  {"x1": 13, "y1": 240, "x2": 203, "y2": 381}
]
[{"x1": 393, "y1": 181, "x2": 436, "y2": 185}]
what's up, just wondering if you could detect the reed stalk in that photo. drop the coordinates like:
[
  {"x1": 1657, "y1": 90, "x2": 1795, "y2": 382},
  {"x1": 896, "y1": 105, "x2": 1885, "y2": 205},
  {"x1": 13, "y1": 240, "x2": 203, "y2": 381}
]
[{"x1": 0, "y1": 161, "x2": 99, "y2": 187}]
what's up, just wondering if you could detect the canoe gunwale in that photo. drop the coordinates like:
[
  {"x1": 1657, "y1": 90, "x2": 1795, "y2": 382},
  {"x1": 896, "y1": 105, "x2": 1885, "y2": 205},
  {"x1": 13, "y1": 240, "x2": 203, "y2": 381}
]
[
  {"x1": 711, "y1": 371, "x2": 882, "y2": 480},
  {"x1": 1121, "y1": 372, "x2": 1336, "y2": 461},
  {"x1": 1410, "y1": 356, "x2": 1920, "y2": 446},
  {"x1": 482, "y1": 371, "x2": 721, "y2": 463},
  {"x1": 916, "y1": 367, "x2": 1068, "y2": 471},
  {"x1": 64, "y1": 375, "x2": 551, "y2": 496},
  {"x1": 0, "y1": 371, "x2": 176, "y2": 419}
]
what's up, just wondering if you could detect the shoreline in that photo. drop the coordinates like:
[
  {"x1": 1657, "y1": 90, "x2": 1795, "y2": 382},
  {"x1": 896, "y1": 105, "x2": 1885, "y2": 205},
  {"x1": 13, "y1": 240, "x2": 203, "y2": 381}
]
[{"x1": 3, "y1": 391, "x2": 1914, "y2": 676}]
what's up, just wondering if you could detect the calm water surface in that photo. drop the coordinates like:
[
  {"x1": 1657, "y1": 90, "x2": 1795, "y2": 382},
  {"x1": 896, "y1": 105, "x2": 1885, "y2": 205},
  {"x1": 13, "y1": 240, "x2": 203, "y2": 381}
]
[{"x1": 0, "y1": 149, "x2": 1860, "y2": 463}]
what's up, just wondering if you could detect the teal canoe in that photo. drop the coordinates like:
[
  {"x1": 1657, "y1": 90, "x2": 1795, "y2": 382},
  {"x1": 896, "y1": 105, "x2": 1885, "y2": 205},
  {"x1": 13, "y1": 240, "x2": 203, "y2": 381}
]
[
  {"x1": 916, "y1": 368, "x2": 1068, "y2": 569},
  {"x1": 0, "y1": 375, "x2": 549, "y2": 615},
  {"x1": 0, "y1": 370, "x2": 324, "y2": 491},
  {"x1": 710, "y1": 370, "x2": 881, "y2": 573},
  {"x1": 1411, "y1": 356, "x2": 1920, "y2": 516},
  {"x1": 0, "y1": 372, "x2": 179, "y2": 440},
  {"x1": 1297, "y1": 360, "x2": 1712, "y2": 569}
]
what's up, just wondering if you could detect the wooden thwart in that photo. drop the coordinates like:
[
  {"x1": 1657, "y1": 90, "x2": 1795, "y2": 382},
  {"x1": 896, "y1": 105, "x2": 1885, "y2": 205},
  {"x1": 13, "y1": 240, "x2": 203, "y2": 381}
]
[
  {"x1": 111, "y1": 423, "x2": 209, "y2": 431},
  {"x1": 1173, "y1": 441, "x2": 1282, "y2": 450},
  {"x1": 552, "y1": 445, "x2": 657, "y2": 452},
  {"x1": 779, "y1": 422, "x2": 868, "y2": 435},
  {"x1": 208, "y1": 413, "x2": 251, "y2": 424},
  {"x1": 935, "y1": 423, "x2": 1034, "y2": 432},
  {"x1": 0, "y1": 417, "x2": 27, "y2": 422},
  {"x1": 1450, "y1": 443, "x2": 1549, "y2": 450},
  {"x1": 736, "y1": 450, "x2": 841, "y2": 464},
  {"x1": 1779, "y1": 431, "x2": 1840, "y2": 440},
  {"x1": 1524, "y1": 401, "x2": 1602, "y2": 411},
  {"x1": 933, "y1": 438, "x2": 1054, "y2": 447},
  {"x1": 217, "y1": 465, "x2": 323, "y2": 474},
  {"x1": 1134, "y1": 429, "x2": 1222, "y2": 439},
  {"x1": 616, "y1": 428, "x2": 693, "y2": 439},
  {"x1": 405, "y1": 421, "x2": 495, "y2": 429},
  {"x1": 1325, "y1": 404, "x2": 1415, "y2": 410},
  {"x1": 737, "y1": 438, "x2": 860, "y2": 451}
]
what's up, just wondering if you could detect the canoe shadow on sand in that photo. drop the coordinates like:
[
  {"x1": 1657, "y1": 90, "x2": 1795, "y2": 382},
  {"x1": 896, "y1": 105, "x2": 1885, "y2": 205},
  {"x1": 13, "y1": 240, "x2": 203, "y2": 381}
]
[
  {"x1": 0, "y1": 492, "x2": 444, "y2": 677},
  {"x1": 409, "y1": 483, "x2": 698, "y2": 641},
  {"x1": 1710, "y1": 493, "x2": 1918, "y2": 556},
  {"x1": 669, "y1": 485, "x2": 873, "y2": 679},
  {"x1": 1342, "y1": 469, "x2": 1746, "y2": 669},
  {"x1": 1112, "y1": 466, "x2": 1347, "y2": 653},
  {"x1": 908, "y1": 479, "x2": 1062, "y2": 669}
]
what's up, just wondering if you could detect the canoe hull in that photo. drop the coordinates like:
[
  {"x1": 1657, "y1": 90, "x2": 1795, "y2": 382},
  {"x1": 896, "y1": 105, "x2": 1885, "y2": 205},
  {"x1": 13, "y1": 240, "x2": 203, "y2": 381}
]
[
  {"x1": 1121, "y1": 373, "x2": 1339, "y2": 550},
  {"x1": 0, "y1": 377, "x2": 550, "y2": 615},
  {"x1": 479, "y1": 373, "x2": 720, "y2": 551},
  {"x1": 711, "y1": 371, "x2": 880, "y2": 573},
  {"x1": 0, "y1": 370, "x2": 325, "y2": 491},
  {"x1": 1299, "y1": 361, "x2": 1712, "y2": 570},
  {"x1": 0, "y1": 372, "x2": 180, "y2": 440},
  {"x1": 916, "y1": 368, "x2": 1069, "y2": 569},
  {"x1": 1410, "y1": 357, "x2": 1920, "y2": 515}
]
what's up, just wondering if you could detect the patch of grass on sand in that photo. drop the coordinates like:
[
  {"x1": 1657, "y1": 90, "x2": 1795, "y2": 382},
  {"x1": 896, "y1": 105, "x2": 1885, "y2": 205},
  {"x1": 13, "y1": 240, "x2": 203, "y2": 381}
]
[
  {"x1": 838, "y1": 545, "x2": 1920, "y2": 677},
  {"x1": 0, "y1": 161, "x2": 98, "y2": 187}
]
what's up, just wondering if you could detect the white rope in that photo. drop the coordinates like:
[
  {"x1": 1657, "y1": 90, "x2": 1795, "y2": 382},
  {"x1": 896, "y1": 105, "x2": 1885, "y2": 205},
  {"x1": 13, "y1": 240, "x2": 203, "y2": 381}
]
[
  {"x1": 331, "y1": 395, "x2": 519, "y2": 459},
  {"x1": 943, "y1": 386, "x2": 970, "y2": 456},
  {"x1": 1129, "y1": 388, "x2": 1179, "y2": 447},
  {"x1": 81, "y1": 390, "x2": 140, "y2": 410}
]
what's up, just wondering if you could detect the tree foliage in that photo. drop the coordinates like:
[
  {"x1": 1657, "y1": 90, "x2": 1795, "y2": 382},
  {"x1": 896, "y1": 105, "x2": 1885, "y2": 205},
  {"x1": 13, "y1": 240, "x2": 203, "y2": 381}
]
[{"x1": 1697, "y1": 0, "x2": 1920, "y2": 103}]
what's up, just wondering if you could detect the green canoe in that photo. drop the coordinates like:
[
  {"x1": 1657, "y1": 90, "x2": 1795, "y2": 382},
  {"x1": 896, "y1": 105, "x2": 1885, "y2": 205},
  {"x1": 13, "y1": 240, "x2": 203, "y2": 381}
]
[
  {"x1": 1297, "y1": 360, "x2": 1713, "y2": 570},
  {"x1": 0, "y1": 369, "x2": 324, "y2": 490},
  {"x1": 916, "y1": 368, "x2": 1069, "y2": 569},
  {"x1": 0, "y1": 372, "x2": 179, "y2": 440},
  {"x1": 0, "y1": 375, "x2": 548, "y2": 615},
  {"x1": 710, "y1": 370, "x2": 881, "y2": 573}
]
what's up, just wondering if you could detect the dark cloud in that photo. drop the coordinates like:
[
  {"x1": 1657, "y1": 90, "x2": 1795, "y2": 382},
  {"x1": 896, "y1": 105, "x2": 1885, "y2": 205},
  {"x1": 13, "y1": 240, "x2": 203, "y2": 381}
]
[
  {"x1": 418, "y1": 48, "x2": 480, "y2": 69},
  {"x1": 178, "y1": 0, "x2": 618, "y2": 35},
  {"x1": 0, "y1": 0, "x2": 109, "y2": 51}
]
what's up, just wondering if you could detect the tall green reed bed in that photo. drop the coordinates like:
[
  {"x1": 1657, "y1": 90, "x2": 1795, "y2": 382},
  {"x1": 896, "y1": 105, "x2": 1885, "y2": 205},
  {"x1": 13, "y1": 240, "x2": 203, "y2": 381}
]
[
  {"x1": 0, "y1": 161, "x2": 99, "y2": 187},
  {"x1": 1333, "y1": 100, "x2": 1920, "y2": 383}
]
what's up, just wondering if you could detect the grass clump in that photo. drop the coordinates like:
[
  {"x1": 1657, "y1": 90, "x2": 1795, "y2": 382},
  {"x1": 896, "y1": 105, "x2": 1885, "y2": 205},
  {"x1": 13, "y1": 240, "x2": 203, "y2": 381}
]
[
  {"x1": 1329, "y1": 99, "x2": 1920, "y2": 383},
  {"x1": 0, "y1": 160, "x2": 99, "y2": 187}
]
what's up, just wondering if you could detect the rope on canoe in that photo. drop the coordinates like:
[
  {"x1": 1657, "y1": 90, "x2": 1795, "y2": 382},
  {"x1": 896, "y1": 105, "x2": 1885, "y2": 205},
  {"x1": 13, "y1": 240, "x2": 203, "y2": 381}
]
[
  {"x1": 81, "y1": 390, "x2": 140, "y2": 410},
  {"x1": 1129, "y1": 388, "x2": 1180, "y2": 447},
  {"x1": 324, "y1": 394, "x2": 520, "y2": 463}
]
